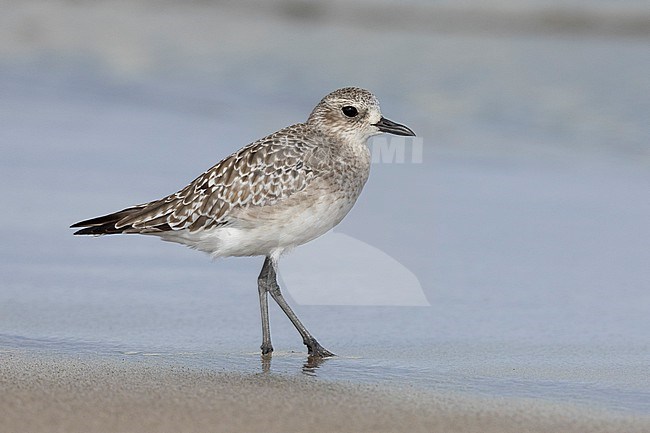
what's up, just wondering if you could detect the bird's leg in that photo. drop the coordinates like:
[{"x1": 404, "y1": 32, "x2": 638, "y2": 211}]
[
  {"x1": 258, "y1": 257, "x2": 274, "y2": 356},
  {"x1": 265, "y1": 257, "x2": 335, "y2": 358}
]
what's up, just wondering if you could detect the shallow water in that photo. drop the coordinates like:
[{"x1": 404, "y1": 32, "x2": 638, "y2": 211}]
[{"x1": 1, "y1": 1, "x2": 649, "y2": 416}]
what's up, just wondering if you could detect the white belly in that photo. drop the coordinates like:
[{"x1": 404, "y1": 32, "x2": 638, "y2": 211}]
[{"x1": 158, "y1": 190, "x2": 358, "y2": 259}]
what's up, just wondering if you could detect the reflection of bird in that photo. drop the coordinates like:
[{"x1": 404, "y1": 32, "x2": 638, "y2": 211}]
[{"x1": 71, "y1": 87, "x2": 415, "y2": 357}]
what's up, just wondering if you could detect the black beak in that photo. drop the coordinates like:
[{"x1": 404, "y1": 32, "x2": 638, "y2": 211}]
[{"x1": 373, "y1": 117, "x2": 416, "y2": 136}]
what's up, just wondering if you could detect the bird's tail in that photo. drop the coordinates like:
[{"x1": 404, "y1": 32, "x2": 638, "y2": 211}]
[{"x1": 70, "y1": 206, "x2": 145, "y2": 235}]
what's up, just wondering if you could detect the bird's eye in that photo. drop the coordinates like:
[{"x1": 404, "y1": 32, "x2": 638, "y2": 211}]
[{"x1": 341, "y1": 106, "x2": 358, "y2": 117}]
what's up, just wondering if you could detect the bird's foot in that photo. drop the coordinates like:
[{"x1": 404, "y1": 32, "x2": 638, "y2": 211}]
[
  {"x1": 305, "y1": 338, "x2": 335, "y2": 358},
  {"x1": 260, "y1": 342, "x2": 274, "y2": 357}
]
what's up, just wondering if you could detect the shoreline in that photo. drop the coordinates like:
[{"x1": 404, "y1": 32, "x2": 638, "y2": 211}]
[{"x1": 1, "y1": 349, "x2": 648, "y2": 433}]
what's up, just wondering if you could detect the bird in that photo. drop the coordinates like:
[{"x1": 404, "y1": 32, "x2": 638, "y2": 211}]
[{"x1": 71, "y1": 87, "x2": 415, "y2": 358}]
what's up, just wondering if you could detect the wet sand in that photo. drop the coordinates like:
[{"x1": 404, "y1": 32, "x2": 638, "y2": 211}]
[{"x1": 1, "y1": 351, "x2": 648, "y2": 433}]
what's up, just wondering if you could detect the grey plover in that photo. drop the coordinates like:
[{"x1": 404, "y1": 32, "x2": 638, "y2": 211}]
[{"x1": 71, "y1": 87, "x2": 415, "y2": 357}]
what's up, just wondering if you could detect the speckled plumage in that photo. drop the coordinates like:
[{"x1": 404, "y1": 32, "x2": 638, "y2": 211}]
[{"x1": 72, "y1": 87, "x2": 415, "y2": 357}]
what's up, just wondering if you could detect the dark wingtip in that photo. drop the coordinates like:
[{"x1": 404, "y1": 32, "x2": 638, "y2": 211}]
[
  {"x1": 70, "y1": 206, "x2": 145, "y2": 235},
  {"x1": 72, "y1": 224, "x2": 119, "y2": 236},
  {"x1": 72, "y1": 227, "x2": 94, "y2": 235}
]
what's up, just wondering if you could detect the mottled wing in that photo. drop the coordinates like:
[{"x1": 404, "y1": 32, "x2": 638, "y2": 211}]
[{"x1": 114, "y1": 126, "x2": 318, "y2": 233}]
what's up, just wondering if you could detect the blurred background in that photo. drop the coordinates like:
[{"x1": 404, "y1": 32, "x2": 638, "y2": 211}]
[{"x1": 1, "y1": 0, "x2": 649, "y2": 412}]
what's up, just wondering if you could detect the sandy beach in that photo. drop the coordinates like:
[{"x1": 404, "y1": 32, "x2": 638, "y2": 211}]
[{"x1": 0, "y1": 350, "x2": 647, "y2": 433}]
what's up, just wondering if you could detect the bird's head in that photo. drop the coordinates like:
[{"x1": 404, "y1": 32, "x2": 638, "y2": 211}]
[{"x1": 307, "y1": 87, "x2": 415, "y2": 144}]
